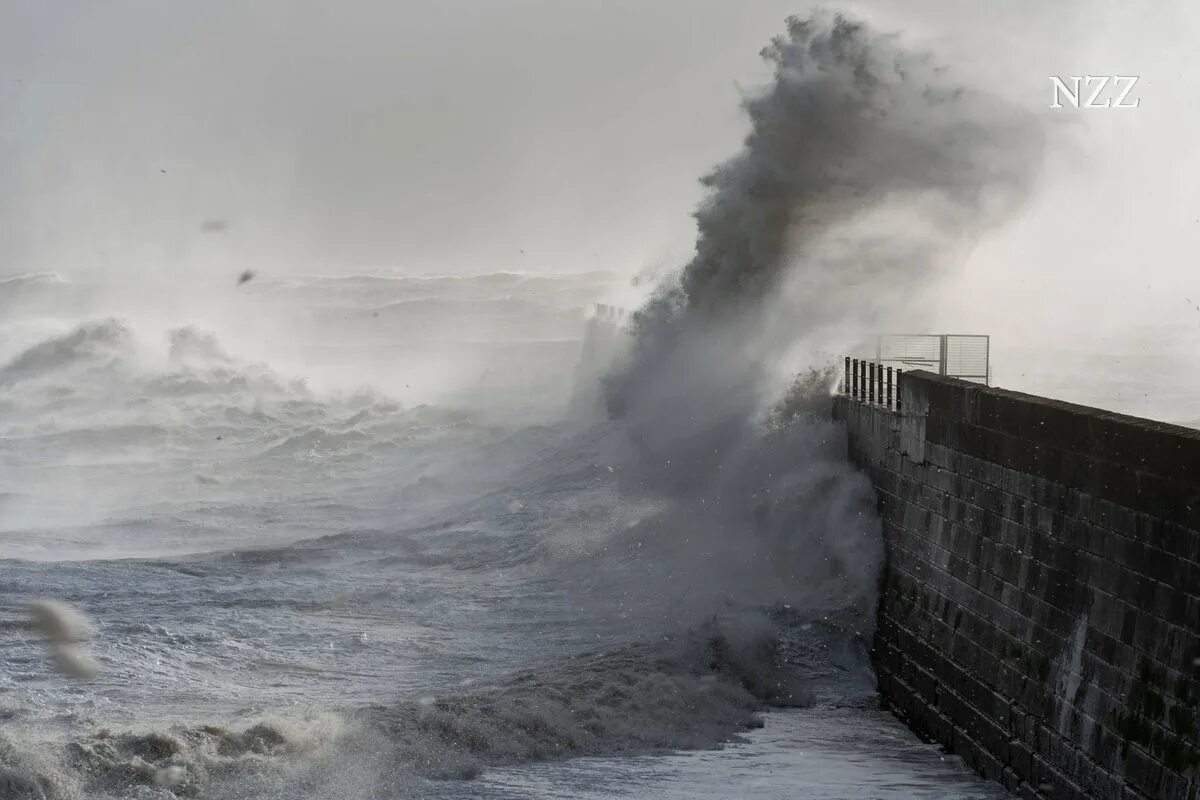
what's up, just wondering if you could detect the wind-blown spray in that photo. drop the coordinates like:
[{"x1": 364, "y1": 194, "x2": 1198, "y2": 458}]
[{"x1": 603, "y1": 12, "x2": 1042, "y2": 619}]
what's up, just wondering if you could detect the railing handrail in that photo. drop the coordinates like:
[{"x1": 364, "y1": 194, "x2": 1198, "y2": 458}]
[{"x1": 840, "y1": 356, "x2": 902, "y2": 411}]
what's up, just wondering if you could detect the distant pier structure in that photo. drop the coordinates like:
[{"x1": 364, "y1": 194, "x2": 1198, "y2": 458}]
[
  {"x1": 590, "y1": 303, "x2": 630, "y2": 325},
  {"x1": 566, "y1": 303, "x2": 633, "y2": 420}
]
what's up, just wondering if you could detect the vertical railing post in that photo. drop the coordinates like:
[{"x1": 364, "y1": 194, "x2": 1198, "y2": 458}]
[
  {"x1": 896, "y1": 369, "x2": 903, "y2": 411},
  {"x1": 886, "y1": 366, "x2": 893, "y2": 408},
  {"x1": 851, "y1": 359, "x2": 859, "y2": 399},
  {"x1": 868, "y1": 361, "x2": 875, "y2": 404},
  {"x1": 844, "y1": 356, "x2": 851, "y2": 395}
]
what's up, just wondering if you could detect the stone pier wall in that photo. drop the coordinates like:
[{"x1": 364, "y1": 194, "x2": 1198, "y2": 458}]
[{"x1": 834, "y1": 371, "x2": 1200, "y2": 799}]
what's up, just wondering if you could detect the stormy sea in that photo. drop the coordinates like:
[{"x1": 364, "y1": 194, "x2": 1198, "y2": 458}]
[
  {"x1": 0, "y1": 266, "x2": 1008, "y2": 800},
  {"x1": 0, "y1": 14, "x2": 1039, "y2": 800}
]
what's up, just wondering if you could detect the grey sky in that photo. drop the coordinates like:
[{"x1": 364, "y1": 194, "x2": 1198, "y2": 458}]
[
  {"x1": 2, "y1": 0, "x2": 1198, "y2": 313},
  {"x1": 1, "y1": 1, "x2": 802, "y2": 278}
]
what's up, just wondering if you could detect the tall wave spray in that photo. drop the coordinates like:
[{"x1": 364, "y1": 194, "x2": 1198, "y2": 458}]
[{"x1": 604, "y1": 13, "x2": 1042, "y2": 618}]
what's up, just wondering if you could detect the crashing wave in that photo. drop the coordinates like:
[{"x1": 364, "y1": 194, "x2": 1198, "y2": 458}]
[
  {"x1": 166, "y1": 327, "x2": 233, "y2": 366},
  {"x1": 0, "y1": 618, "x2": 835, "y2": 799},
  {"x1": 0, "y1": 319, "x2": 134, "y2": 389}
]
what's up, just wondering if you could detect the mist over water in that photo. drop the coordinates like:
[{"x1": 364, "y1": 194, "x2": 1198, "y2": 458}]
[
  {"x1": 0, "y1": 10, "x2": 1046, "y2": 800},
  {"x1": 601, "y1": 12, "x2": 1043, "y2": 630}
]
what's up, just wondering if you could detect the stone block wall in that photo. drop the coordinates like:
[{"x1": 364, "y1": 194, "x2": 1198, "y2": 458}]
[{"x1": 834, "y1": 371, "x2": 1200, "y2": 799}]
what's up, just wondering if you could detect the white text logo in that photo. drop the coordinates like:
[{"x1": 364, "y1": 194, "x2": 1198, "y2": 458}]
[{"x1": 1050, "y1": 75, "x2": 1140, "y2": 109}]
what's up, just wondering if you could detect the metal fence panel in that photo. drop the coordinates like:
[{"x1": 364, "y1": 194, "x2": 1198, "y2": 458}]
[
  {"x1": 872, "y1": 334, "x2": 990, "y2": 385},
  {"x1": 877, "y1": 334, "x2": 942, "y2": 371},
  {"x1": 944, "y1": 334, "x2": 990, "y2": 383}
]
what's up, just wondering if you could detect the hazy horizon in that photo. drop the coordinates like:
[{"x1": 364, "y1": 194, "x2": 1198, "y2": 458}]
[
  {"x1": 4, "y1": 1, "x2": 1200, "y2": 420},
  {"x1": 2, "y1": 3, "x2": 1196, "y2": 289}
]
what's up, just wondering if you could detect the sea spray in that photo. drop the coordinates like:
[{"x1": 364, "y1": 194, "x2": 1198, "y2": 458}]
[
  {"x1": 600, "y1": 11, "x2": 1043, "y2": 623},
  {"x1": 613, "y1": 9, "x2": 1042, "y2": 431}
]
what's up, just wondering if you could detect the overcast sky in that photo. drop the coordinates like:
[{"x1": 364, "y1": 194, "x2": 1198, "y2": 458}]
[{"x1": 2, "y1": 0, "x2": 1199, "y2": 327}]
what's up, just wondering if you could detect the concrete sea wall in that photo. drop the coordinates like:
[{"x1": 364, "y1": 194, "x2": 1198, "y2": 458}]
[{"x1": 833, "y1": 371, "x2": 1200, "y2": 799}]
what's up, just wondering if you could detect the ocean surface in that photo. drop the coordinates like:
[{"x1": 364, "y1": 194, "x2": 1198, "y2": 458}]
[{"x1": 0, "y1": 269, "x2": 1011, "y2": 799}]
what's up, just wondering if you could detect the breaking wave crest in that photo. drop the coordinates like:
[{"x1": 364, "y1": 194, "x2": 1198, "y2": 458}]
[
  {"x1": 0, "y1": 319, "x2": 135, "y2": 390},
  {"x1": 0, "y1": 320, "x2": 307, "y2": 405},
  {"x1": 0, "y1": 618, "x2": 853, "y2": 799}
]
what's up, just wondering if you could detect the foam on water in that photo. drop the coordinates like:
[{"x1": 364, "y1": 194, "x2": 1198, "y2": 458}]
[{"x1": 0, "y1": 293, "x2": 987, "y2": 797}]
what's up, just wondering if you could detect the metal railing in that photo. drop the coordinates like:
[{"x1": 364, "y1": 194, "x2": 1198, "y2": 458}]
[
  {"x1": 876, "y1": 334, "x2": 989, "y2": 385},
  {"x1": 841, "y1": 357, "x2": 903, "y2": 411}
]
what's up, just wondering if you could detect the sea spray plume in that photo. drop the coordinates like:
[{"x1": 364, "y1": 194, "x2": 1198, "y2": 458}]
[
  {"x1": 612, "y1": 11, "x2": 1041, "y2": 428},
  {"x1": 768, "y1": 365, "x2": 842, "y2": 429},
  {"x1": 564, "y1": 408, "x2": 884, "y2": 629},
  {"x1": 685, "y1": 12, "x2": 1038, "y2": 321},
  {"x1": 600, "y1": 12, "x2": 1041, "y2": 621}
]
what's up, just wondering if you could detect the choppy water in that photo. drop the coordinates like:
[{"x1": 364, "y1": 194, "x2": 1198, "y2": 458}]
[{"x1": 0, "y1": 270, "x2": 1005, "y2": 799}]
